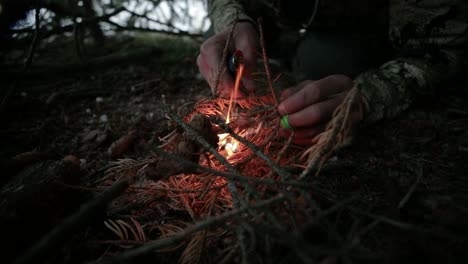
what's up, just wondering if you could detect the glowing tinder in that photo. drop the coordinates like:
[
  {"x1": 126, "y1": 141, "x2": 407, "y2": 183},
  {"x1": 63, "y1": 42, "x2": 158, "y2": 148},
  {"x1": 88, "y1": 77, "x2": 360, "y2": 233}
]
[{"x1": 217, "y1": 133, "x2": 239, "y2": 158}]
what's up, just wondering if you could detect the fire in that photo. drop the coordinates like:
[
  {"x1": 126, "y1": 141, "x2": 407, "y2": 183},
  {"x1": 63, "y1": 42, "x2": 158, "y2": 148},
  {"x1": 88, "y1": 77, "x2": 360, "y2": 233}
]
[
  {"x1": 218, "y1": 58, "x2": 245, "y2": 158},
  {"x1": 217, "y1": 132, "x2": 239, "y2": 157}
]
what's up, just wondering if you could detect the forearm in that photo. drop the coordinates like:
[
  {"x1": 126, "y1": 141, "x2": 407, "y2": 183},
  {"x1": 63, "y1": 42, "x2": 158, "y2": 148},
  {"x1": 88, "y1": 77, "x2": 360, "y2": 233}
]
[
  {"x1": 358, "y1": 0, "x2": 467, "y2": 124},
  {"x1": 357, "y1": 51, "x2": 462, "y2": 124},
  {"x1": 207, "y1": 0, "x2": 255, "y2": 33}
]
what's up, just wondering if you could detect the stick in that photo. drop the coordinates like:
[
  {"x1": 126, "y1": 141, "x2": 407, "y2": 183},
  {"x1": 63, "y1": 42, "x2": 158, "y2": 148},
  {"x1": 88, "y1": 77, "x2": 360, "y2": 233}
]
[
  {"x1": 398, "y1": 165, "x2": 423, "y2": 209},
  {"x1": 213, "y1": 12, "x2": 239, "y2": 96},
  {"x1": 153, "y1": 147, "x2": 314, "y2": 189},
  {"x1": 23, "y1": 6, "x2": 41, "y2": 70},
  {"x1": 299, "y1": 86, "x2": 360, "y2": 179},
  {"x1": 257, "y1": 18, "x2": 278, "y2": 106}
]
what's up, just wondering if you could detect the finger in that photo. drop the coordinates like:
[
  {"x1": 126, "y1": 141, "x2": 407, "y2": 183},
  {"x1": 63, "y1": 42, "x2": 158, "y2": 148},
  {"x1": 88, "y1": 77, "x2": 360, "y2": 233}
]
[
  {"x1": 293, "y1": 138, "x2": 316, "y2": 145},
  {"x1": 280, "y1": 80, "x2": 313, "y2": 101},
  {"x1": 217, "y1": 71, "x2": 238, "y2": 98},
  {"x1": 240, "y1": 47, "x2": 257, "y2": 93},
  {"x1": 278, "y1": 75, "x2": 352, "y2": 115},
  {"x1": 292, "y1": 111, "x2": 362, "y2": 145},
  {"x1": 292, "y1": 125, "x2": 324, "y2": 145},
  {"x1": 288, "y1": 93, "x2": 347, "y2": 128},
  {"x1": 293, "y1": 124, "x2": 326, "y2": 139},
  {"x1": 279, "y1": 124, "x2": 325, "y2": 145}
]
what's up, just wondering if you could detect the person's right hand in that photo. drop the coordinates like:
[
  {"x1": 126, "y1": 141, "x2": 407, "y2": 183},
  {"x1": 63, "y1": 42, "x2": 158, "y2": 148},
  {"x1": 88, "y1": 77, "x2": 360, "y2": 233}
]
[{"x1": 197, "y1": 22, "x2": 259, "y2": 98}]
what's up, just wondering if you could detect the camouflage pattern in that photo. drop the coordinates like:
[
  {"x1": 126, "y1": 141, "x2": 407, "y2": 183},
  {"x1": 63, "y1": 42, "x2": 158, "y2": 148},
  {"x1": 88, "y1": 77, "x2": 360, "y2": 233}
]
[
  {"x1": 358, "y1": 0, "x2": 467, "y2": 124},
  {"x1": 207, "y1": 0, "x2": 468, "y2": 124},
  {"x1": 207, "y1": 0, "x2": 255, "y2": 33}
]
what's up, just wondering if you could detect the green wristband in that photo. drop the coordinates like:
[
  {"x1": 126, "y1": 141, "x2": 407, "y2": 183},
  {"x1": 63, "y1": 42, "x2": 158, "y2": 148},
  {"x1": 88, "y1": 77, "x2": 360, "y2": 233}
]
[{"x1": 280, "y1": 115, "x2": 292, "y2": 130}]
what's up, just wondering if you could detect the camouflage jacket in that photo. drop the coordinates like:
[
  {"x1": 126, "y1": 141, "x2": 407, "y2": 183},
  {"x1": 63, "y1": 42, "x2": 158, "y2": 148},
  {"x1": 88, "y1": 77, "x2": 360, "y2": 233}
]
[{"x1": 207, "y1": 0, "x2": 468, "y2": 124}]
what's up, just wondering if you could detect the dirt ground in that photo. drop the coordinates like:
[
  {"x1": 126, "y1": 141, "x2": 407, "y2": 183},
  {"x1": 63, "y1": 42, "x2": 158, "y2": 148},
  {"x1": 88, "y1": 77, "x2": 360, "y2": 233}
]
[{"x1": 1, "y1": 33, "x2": 467, "y2": 264}]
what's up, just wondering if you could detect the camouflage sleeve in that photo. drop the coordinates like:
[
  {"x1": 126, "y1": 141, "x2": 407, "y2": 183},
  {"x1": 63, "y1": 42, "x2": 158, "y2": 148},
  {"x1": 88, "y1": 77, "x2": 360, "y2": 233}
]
[
  {"x1": 357, "y1": 0, "x2": 468, "y2": 124},
  {"x1": 207, "y1": 0, "x2": 256, "y2": 33}
]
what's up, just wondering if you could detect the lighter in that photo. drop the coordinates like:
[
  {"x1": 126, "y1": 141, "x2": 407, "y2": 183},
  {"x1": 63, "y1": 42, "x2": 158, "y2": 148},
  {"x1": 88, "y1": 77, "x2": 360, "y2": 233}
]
[{"x1": 228, "y1": 50, "x2": 244, "y2": 75}]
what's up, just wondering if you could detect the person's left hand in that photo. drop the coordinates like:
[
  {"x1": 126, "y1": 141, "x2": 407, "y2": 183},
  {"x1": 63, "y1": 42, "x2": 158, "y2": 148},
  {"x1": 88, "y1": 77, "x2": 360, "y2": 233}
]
[{"x1": 278, "y1": 75, "x2": 363, "y2": 145}]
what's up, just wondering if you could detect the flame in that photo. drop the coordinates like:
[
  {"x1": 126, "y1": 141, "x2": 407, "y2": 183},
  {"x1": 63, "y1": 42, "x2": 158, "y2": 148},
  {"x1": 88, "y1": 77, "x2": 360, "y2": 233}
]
[
  {"x1": 226, "y1": 63, "x2": 244, "y2": 123},
  {"x1": 218, "y1": 62, "x2": 245, "y2": 158}
]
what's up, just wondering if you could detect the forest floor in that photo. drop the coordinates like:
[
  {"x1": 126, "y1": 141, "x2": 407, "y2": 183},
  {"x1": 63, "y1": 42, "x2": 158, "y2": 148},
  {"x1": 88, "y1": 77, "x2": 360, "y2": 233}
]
[{"x1": 1, "y1": 33, "x2": 468, "y2": 264}]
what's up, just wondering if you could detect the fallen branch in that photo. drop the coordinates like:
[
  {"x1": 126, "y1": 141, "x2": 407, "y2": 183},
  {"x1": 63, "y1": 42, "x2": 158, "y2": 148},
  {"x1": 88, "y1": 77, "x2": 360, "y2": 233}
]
[
  {"x1": 0, "y1": 47, "x2": 160, "y2": 79},
  {"x1": 105, "y1": 20, "x2": 202, "y2": 38},
  {"x1": 299, "y1": 86, "x2": 361, "y2": 179}
]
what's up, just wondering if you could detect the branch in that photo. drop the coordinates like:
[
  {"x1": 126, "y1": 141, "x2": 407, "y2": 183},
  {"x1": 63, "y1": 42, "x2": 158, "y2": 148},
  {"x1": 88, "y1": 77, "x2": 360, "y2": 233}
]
[
  {"x1": 6, "y1": 7, "x2": 127, "y2": 46},
  {"x1": 23, "y1": 6, "x2": 41, "y2": 70},
  {"x1": 0, "y1": 47, "x2": 161, "y2": 79},
  {"x1": 105, "y1": 20, "x2": 202, "y2": 38},
  {"x1": 257, "y1": 18, "x2": 278, "y2": 106},
  {"x1": 213, "y1": 12, "x2": 238, "y2": 95}
]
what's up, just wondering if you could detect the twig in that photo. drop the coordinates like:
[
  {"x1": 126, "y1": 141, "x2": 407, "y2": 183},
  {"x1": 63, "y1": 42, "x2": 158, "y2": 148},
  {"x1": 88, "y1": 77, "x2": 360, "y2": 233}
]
[
  {"x1": 1, "y1": 6, "x2": 42, "y2": 115},
  {"x1": 349, "y1": 207, "x2": 462, "y2": 240},
  {"x1": 398, "y1": 165, "x2": 423, "y2": 209},
  {"x1": 299, "y1": 86, "x2": 360, "y2": 179},
  {"x1": 447, "y1": 108, "x2": 468, "y2": 115},
  {"x1": 121, "y1": 6, "x2": 187, "y2": 33},
  {"x1": 213, "y1": 12, "x2": 239, "y2": 95},
  {"x1": 257, "y1": 18, "x2": 277, "y2": 106},
  {"x1": 13, "y1": 178, "x2": 132, "y2": 264},
  {"x1": 105, "y1": 20, "x2": 201, "y2": 38},
  {"x1": 23, "y1": 6, "x2": 41, "y2": 70},
  {"x1": 8, "y1": 7, "x2": 125, "y2": 39},
  {"x1": 153, "y1": 147, "x2": 313, "y2": 189},
  {"x1": 275, "y1": 131, "x2": 294, "y2": 163},
  {"x1": 73, "y1": 19, "x2": 86, "y2": 62},
  {"x1": 98, "y1": 194, "x2": 287, "y2": 264},
  {"x1": 130, "y1": 182, "x2": 228, "y2": 194}
]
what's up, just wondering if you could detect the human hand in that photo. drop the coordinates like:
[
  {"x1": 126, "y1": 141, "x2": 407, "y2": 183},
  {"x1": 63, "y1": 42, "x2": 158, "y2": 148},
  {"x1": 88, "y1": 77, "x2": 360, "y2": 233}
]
[
  {"x1": 278, "y1": 75, "x2": 363, "y2": 145},
  {"x1": 197, "y1": 22, "x2": 259, "y2": 98}
]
